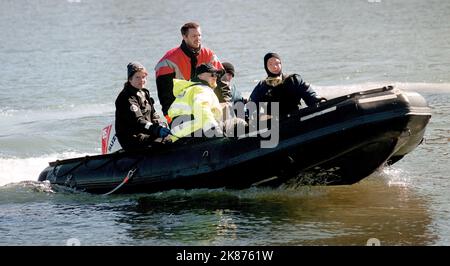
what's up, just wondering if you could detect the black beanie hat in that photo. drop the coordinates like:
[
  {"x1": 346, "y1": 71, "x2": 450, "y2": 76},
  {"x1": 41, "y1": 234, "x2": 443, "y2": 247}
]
[
  {"x1": 264, "y1": 52, "x2": 282, "y2": 77},
  {"x1": 195, "y1": 63, "x2": 225, "y2": 77},
  {"x1": 222, "y1": 62, "x2": 235, "y2": 77},
  {"x1": 127, "y1": 61, "x2": 147, "y2": 80}
]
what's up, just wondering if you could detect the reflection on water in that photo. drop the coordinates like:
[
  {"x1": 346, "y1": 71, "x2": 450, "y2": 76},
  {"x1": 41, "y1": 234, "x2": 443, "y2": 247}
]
[
  {"x1": 108, "y1": 171, "x2": 436, "y2": 246},
  {"x1": 0, "y1": 0, "x2": 448, "y2": 246},
  {"x1": 0, "y1": 168, "x2": 437, "y2": 245}
]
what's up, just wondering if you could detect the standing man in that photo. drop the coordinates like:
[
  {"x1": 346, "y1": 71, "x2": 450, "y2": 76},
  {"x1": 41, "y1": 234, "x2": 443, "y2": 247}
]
[{"x1": 155, "y1": 22, "x2": 223, "y2": 123}]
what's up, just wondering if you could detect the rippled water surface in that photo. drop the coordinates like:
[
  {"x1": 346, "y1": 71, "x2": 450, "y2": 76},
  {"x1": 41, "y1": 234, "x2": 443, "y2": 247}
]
[{"x1": 0, "y1": 0, "x2": 449, "y2": 245}]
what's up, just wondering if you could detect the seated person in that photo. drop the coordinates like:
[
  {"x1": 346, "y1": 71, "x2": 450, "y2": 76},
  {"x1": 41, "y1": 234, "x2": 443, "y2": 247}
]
[
  {"x1": 215, "y1": 62, "x2": 246, "y2": 104},
  {"x1": 249, "y1": 52, "x2": 325, "y2": 120},
  {"x1": 115, "y1": 62, "x2": 170, "y2": 151},
  {"x1": 214, "y1": 62, "x2": 248, "y2": 132},
  {"x1": 167, "y1": 63, "x2": 225, "y2": 142}
]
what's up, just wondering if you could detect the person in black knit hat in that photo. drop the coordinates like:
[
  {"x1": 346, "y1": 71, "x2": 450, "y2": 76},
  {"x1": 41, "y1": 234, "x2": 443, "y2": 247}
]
[
  {"x1": 249, "y1": 52, "x2": 326, "y2": 119},
  {"x1": 215, "y1": 61, "x2": 246, "y2": 104},
  {"x1": 115, "y1": 62, "x2": 171, "y2": 151}
]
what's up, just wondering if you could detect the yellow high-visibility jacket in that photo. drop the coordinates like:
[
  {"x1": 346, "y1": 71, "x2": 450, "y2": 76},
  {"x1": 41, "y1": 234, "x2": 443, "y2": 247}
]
[{"x1": 168, "y1": 79, "x2": 223, "y2": 142}]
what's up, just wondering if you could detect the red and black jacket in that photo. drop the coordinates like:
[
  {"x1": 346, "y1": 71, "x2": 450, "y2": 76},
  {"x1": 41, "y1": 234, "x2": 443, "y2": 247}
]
[{"x1": 155, "y1": 41, "x2": 223, "y2": 116}]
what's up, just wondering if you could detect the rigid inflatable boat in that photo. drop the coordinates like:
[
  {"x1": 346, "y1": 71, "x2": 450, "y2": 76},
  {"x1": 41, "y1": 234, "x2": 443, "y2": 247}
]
[{"x1": 38, "y1": 86, "x2": 431, "y2": 194}]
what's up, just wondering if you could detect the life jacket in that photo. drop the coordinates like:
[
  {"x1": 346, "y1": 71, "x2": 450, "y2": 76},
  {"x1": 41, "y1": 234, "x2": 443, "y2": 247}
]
[
  {"x1": 168, "y1": 79, "x2": 222, "y2": 142},
  {"x1": 155, "y1": 46, "x2": 222, "y2": 80}
]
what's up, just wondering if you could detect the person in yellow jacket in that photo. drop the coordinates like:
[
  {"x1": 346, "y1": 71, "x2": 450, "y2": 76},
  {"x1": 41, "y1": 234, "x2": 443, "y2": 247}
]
[{"x1": 168, "y1": 63, "x2": 225, "y2": 142}]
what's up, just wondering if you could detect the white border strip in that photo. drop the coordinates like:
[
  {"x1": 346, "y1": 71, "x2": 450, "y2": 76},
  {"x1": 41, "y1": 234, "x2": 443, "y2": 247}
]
[
  {"x1": 358, "y1": 94, "x2": 397, "y2": 104},
  {"x1": 300, "y1": 106, "x2": 337, "y2": 121}
]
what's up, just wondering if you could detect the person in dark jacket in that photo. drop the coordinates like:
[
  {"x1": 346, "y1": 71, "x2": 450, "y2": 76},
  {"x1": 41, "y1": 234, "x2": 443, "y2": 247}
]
[
  {"x1": 215, "y1": 62, "x2": 246, "y2": 104},
  {"x1": 214, "y1": 62, "x2": 248, "y2": 132},
  {"x1": 249, "y1": 52, "x2": 325, "y2": 119},
  {"x1": 115, "y1": 62, "x2": 171, "y2": 151}
]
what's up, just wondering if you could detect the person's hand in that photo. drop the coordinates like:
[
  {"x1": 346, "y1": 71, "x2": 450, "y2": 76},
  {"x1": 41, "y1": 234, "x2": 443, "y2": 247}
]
[
  {"x1": 158, "y1": 127, "x2": 171, "y2": 138},
  {"x1": 224, "y1": 117, "x2": 248, "y2": 137},
  {"x1": 259, "y1": 114, "x2": 272, "y2": 121},
  {"x1": 161, "y1": 137, "x2": 172, "y2": 144},
  {"x1": 224, "y1": 118, "x2": 247, "y2": 132},
  {"x1": 316, "y1": 97, "x2": 327, "y2": 103},
  {"x1": 212, "y1": 125, "x2": 224, "y2": 136},
  {"x1": 159, "y1": 121, "x2": 169, "y2": 128}
]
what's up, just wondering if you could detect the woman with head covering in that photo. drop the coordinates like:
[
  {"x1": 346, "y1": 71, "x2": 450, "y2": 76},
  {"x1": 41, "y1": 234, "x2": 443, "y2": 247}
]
[
  {"x1": 249, "y1": 52, "x2": 325, "y2": 119},
  {"x1": 115, "y1": 62, "x2": 171, "y2": 151}
]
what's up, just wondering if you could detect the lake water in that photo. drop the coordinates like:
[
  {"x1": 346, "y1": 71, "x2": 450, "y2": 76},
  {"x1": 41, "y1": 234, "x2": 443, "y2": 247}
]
[{"x1": 0, "y1": 0, "x2": 449, "y2": 246}]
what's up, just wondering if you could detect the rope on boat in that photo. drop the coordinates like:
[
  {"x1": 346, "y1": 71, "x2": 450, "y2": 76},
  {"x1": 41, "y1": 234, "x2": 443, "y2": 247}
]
[{"x1": 102, "y1": 168, "x2": 137, "y2": 196}]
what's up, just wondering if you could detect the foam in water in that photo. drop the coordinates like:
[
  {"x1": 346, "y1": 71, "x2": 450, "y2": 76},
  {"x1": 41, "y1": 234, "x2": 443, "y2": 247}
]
[
  {"x1": 0, "y1": 103, "x2": 114, "y2": 126},
  {"x1": 0, "y1": 152, "x2": 92, "y2": 187},
  {"x1": 379, "y1": 166, "x2": 412, "y2": 188}
]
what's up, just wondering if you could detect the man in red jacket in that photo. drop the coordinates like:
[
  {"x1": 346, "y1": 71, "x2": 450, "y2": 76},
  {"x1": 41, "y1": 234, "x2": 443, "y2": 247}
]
[{"x1": 154, "y1": 22, "x2": 223, "y2": 123}]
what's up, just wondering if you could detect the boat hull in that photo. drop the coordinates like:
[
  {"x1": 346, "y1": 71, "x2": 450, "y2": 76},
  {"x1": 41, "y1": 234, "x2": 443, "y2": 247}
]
[{"x1": 38, "y1": 86, "x2": 431, "y2": 194}]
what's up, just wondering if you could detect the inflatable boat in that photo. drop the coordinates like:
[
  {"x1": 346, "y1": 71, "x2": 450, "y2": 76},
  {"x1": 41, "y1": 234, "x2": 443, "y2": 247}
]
[{"x1": 38, "y1": 86, "x2": 431, "y2": 194}]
